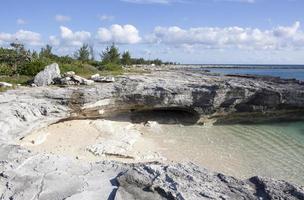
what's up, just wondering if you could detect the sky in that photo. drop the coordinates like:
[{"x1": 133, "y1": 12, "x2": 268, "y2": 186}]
[{"x1": 0, "y1": 0, "x2": 304, "y2": 64}]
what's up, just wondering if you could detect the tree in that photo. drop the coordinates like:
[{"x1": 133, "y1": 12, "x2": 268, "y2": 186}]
[
  {"x1": 40, "y1": 44, "x2": 53, "y2": 59},
  {"x1": 153, "y1": 59, "x2": 162, "y2": 66},
  {"x1": 121, "y1": 51, "x2": 132, "y2": 66},
  {"x1": 100, "y1": 43, "x2": 120, "y2": 65},
  {"x1": 75, "y1": 44, "x2": 90, "y2": 62},
  {"x1": 9, "y1": 42, "x2": 31, "y2": 73}
]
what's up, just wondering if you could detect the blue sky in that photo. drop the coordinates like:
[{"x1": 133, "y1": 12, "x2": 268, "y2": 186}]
[{"x1": 0, "y1": 0, "x2": 304, "y2": 64}]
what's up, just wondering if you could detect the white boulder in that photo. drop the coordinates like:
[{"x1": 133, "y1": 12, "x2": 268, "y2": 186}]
[
  {"x1": 33, "y1": 63, "x2": 61, "y2": 86},
  {"x1": 90, "y1": 74, "x2": 100, "y2": 79},
  {"x1": 64, "y1": 71, "x2": 75, "y2": 77},
  {"x1": 0, "y1": 82, "x2": 13, "y2": 87}
]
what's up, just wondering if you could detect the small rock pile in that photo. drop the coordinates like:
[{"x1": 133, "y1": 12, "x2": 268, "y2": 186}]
[
  {"x1": 60, "y1": 71, "x2": 94, "y2": 85},
  {"x1": 32, "y1": 63, "x2": 115, "y2": 87}
]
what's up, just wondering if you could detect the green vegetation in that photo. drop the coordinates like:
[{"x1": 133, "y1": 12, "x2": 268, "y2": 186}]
[
  {"x1": 74, "y1": 44, "x2": 91, "y2": 62},
  {"x1": 0, "y1": 42, "x2": 169, "y2": 89},
  {"x1": 99, "y1": 44, "x2": 122, "y2": 71},
  {"x1": 121, "y1": 51, "x2": 132, "y2": 66}
]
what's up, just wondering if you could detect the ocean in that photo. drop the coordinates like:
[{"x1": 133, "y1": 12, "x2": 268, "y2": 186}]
[{"x1": 199, "y1": 65, "x2": 304, "y2": 80}]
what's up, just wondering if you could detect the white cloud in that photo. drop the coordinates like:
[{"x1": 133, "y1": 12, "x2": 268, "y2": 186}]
[
  {"x1": 0, "y1": 30, "x2": 42, "y2": 46},
  {"x1": 16, "y1": 18, "x2": 27, "y2": 25},
  {"x1": 96, "y1": 24, "x2": 141, "y2": 44},
  {"x1": 98, "y1": 14, "x2": 115, "y2": 21},
  {"x1": 49, "y1": 35, "x2": 60, "y2": 46},
  {"x1": 55, "y1": 15, "x2": 71, "y2": 22},
  {"x1": 50, "y1": 26, "x2": 91, "y2": 47},
  {"x1": 273, "y1": 21, "x2": 300, "y2": 37},
  {"x1": 145, "y1": 21, "x2": 304, "y2": 50}
]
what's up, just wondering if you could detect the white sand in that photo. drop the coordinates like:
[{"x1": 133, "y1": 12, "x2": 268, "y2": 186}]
[{"x1": 19, "y1": 119, "x2": 165, "y2": 163}]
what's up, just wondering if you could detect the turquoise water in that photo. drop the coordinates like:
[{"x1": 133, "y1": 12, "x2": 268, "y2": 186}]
[
  {"x1": 148, "y1": 121, "x2": 304, "y2": 185},
  {"x1": 200, "y1": 66, "x2": 304, "y2": 80}
]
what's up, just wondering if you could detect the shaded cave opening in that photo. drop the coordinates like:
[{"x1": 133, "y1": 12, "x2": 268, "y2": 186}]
[{"x1": 106, "y1": 107, "x2": 200, "y2": 125}]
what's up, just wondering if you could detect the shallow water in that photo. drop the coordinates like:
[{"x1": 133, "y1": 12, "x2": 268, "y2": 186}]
[
  {"x1": 22, "y1": 118, "x2": 304, "y2": 185},
  {"x1": 144, "y1": 121, "x2": 304, "y2": 185}
]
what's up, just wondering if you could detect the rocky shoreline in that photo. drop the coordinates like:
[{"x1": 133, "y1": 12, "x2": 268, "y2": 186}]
[{"x1": 0, "y1": 65, "x2": 304, "y2": 199}]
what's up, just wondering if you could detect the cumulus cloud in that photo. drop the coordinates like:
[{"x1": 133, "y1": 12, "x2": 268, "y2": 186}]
[
  {"x1": 96, "y1": 24, "x2": 141, "y2": 44},
  {"x1": 55, "y1": 15, "x2": 71, "y2": 22},
  {"x1": 273, "y1": 21, "x2": 300, "y2": 37},
  {"x1": 145, "y1": 21, "x2": 304, "y2": 50},
  {"x1": 0, "y1": 30, "x2": 42, "y2": 46},
  {"x1": 50, "y1": 26, "x2": 91, "y2": 46}
]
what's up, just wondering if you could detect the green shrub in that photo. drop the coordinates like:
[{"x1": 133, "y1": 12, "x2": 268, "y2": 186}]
[
  {"x1": 99, "y1": 63, "x2": 122, "y2": 71},
  {"x1": 0, "y1": 64, "x2": 14, "y2": 76},
  {"x1": 17, "y1": 60, "x2": 49, "y2": 76},
  {"x1": 87, "y1": 60, "x2": 101, "y2": 68}
]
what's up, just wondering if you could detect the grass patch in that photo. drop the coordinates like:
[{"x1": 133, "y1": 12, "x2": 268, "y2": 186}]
[
  {"x1": 0, "y1": 75, "x2": 31, "y2": 93},
  {"x1": 0, "y1": 75, "x2": 32, "y2": 85},
  {"x1": 60, "y1": 63, "x2": 100, "y2": 78}
]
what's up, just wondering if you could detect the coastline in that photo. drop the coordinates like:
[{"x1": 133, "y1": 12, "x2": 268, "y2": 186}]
[{"x1": 1, "y1": 67, "x2": 304, "y2": 199}]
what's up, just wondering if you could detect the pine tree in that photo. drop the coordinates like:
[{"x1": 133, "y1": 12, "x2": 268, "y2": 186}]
[
  {"x1": 100, "y1": 43, "x2": 120, "y2": 65},
  {"x1": 121, "y1": 51, "x2": 132, "y2": 66},
  {"x1": 75, "y1": 44, "x2": 90, "y2": 62}
]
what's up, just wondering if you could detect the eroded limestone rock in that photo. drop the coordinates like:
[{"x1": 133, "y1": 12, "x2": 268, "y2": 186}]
[
  {"x1": 0, "y1": 70, "x2": 304, "y2": 199},
  {"x1": 33, "y1": 63, "x2": 61, "y2": 86}
]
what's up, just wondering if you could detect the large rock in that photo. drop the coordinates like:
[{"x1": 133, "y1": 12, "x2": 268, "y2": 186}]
[
  {"x1": 34, "y1": 63, "x2": 61, "y2": 86},
  {"x1": 116, "y1": 162, "x2": 304, "y2": 200}
]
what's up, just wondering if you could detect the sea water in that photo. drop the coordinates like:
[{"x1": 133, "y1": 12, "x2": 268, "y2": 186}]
[
  {"x1": 145, "y1": 121, "x2": 304, "y2": 185},
  {"x1": 200, "y1": 65, "x2": 304, "y2": 80}
]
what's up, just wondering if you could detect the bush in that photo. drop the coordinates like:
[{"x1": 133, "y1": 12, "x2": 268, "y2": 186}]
[
  {"x1": 99, "y1": 63, "x2": 122, "y2": 71},
  {"x1": 0, "y1": 64, "x2": 14, "y2": 76},
  {"x1": 17, "y1": 60, "x2": 49, "y2": 76},
  {"x1": 87, "y1": 60, "x2": 101, "y2": 68}
]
